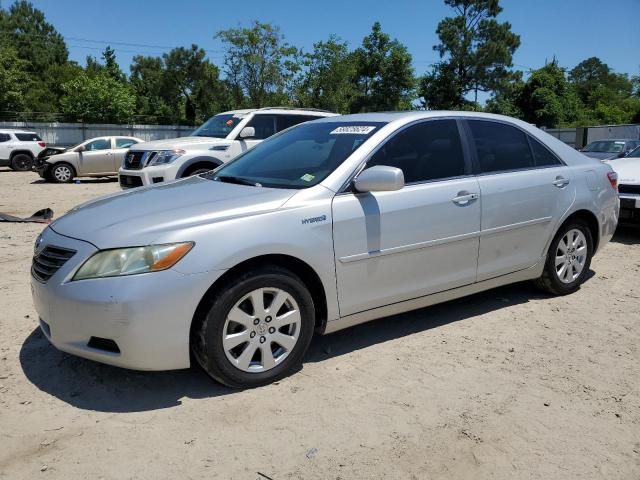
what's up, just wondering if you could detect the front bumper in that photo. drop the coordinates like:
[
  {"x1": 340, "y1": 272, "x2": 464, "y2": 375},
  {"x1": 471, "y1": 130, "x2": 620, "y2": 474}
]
[
  {"x1": 30, "y1": 227, "x2": 216, "y2": 371},
  {"x1": 119, "y1": 164, "x2": 178, "y2": 189},
  {"x1": 619, "y1": 194, "x2": 640, "y2": 223}
]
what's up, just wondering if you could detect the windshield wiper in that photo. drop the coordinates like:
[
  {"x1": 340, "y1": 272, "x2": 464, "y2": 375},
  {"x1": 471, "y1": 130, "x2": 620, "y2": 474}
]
[{"x1": 214, "y1": 175, "x2": 261, "y2": 187}]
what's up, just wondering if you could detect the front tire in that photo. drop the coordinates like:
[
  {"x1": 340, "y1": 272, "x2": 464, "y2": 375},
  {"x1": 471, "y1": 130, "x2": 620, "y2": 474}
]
[
  {"x1": 535, "y1": 220, "x2": 593, "y2": 295},
  {"x1": 10, "y1": 153, "x2": 33, "y2": 171},
  {"x1": 192, "y1": 266, "x2": 315, "y2": 388},
  {"x1": 50, "y1": 163, "x2": 75, "y2": 183}
]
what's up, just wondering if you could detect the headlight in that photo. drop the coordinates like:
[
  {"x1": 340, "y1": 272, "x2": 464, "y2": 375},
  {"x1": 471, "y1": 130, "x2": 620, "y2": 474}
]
[
  {"x1": 148, "y1": 149, "x2": 186, "y2": 166},
  {"x1": 73, "y1": 242, "x2": 193, "y2": 281}
]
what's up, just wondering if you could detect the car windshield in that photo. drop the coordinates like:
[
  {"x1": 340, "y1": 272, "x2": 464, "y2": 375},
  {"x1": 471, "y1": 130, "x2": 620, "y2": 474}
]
[
  {"x1": 583, "y1": 141, "x2": 626, "y2": 153},
  {"x1": 192, "y1": 113, "x2": 245, "y2": 138},
  {"x1": 627, "y1": 146, "x2": 640, "y2": 158},
  {"x1": 208, "y1": 121, "x2": 385, "y2": 189}
]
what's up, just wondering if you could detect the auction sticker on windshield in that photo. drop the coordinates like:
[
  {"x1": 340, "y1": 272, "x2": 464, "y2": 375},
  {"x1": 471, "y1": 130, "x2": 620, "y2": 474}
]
[{"x1": 330, "y1": 126, "x2": 377, "y2": 135}]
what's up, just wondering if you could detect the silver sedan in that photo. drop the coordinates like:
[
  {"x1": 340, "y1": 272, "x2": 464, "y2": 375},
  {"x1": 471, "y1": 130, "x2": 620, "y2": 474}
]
[{"x1": 31, "y1": 112, "x2": 619, "y2": 387}]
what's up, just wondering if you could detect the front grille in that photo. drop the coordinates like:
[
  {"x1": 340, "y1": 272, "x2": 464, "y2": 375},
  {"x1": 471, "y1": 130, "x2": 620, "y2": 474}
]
[
  {"x1": 32, "y1": 245, "x2": 76, "y2": 282},
  {"x1": 619, "y1": 184, "x2": 640, "y2": 195},
  {"x1": 124, "y1": 151, "x2": 145, "y2": 169},
  {"x1": 119, "y1": 175, "x2": 143, "y2": 189}
]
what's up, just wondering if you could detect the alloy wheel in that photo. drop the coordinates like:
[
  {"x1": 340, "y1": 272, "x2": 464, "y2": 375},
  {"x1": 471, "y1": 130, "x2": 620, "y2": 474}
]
[
  {"x1": 222, "y1": 287, "x2": 301, "y2": 373},
  {"x1": 53, "y1": 165, "x2": 72, "y2": 182},
  {"x1": 555, "y1": 228, "x2": 587, "y2": 284}
]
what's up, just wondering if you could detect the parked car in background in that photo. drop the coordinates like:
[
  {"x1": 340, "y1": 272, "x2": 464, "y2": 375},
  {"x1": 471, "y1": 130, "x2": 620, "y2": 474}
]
[
  {"x1": 118, "y1": 107, "x2": 337, "y2": 189},
  {"x1": 605, "y1": 145, "x2": 640, "y2": 223},
  {"x1": 0, "y1": 129, "x2": 46, "y2": 171},
  {"x1": 581, "y1": 139, "x2": 640, "y2": 160},
  {"x1": 34, "y1": 136, "x2": 143, "y2": 183},
  {"x1": 32, "y1": 112, "x2": 619, "y2": 387}
]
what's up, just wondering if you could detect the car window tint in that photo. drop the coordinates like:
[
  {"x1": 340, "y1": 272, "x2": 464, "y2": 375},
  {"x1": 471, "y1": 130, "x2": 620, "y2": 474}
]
[
  {"x1": 367, "y1": 119, "x2": 466, "y2": 183},
  {"x1": 15, "y1": 133, "x2": 42, "y2": 141},
  {"x1": 529, "y1": 136, "x2": 562, "y2": 167},
  {"x1": 85, "y1": 139, "x2": 110, "y2": 151},
  {"x1": 116, "y1": 138, "x2": 137, "y2": 149},
  {"x1": 0, "y1": 133, "x2": 10, "y2": 142},
  {"x1": 468, "y1": 120, "x2": 534, "y2": 173},
  {"x1": 276, "y1": 115, "x2": 322, "y2": 132},
  {"x1": 246, "y1": 115, "x2": 276, "y2": 139}
]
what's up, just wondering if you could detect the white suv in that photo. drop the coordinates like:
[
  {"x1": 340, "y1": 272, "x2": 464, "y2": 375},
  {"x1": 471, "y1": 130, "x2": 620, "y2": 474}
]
[
  {"x1": 118, "y1": 108, "x2": 336, "y2": 188},
  {"x1": 0, "y1": 129, "x2": 46, "y2": 171}
]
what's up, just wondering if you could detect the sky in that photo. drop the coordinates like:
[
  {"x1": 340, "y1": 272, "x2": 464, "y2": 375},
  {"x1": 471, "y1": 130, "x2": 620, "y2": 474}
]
[{"x1": 23, "y1": 0, "x2": 640, "y2": 80}]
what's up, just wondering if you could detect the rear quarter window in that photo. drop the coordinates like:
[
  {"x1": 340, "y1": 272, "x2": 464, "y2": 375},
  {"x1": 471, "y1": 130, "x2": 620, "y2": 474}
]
[{"x1": 15, "y1": 133, "x2": 42, "y2": 142}]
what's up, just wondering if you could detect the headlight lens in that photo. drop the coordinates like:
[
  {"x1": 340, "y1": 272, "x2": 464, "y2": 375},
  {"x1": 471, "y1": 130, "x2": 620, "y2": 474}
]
[
  {"x1": 73, "y1": 242, "x2": 193, "y2": 281},
  {"x1": 148, "y1": 149, "x2": 186, "y2": 165}
]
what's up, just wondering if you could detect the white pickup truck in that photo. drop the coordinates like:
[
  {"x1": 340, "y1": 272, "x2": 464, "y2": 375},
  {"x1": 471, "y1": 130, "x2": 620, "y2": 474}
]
[{"x1": 118, "y1": 107, "x2": 336, "y2": 189}]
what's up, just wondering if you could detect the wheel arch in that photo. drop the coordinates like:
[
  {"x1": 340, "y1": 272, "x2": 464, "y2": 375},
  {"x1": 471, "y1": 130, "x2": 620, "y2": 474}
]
[
  {"x1": 177, "y1": 156, "x2": 223, "y2": 178},
  {"x1": 189, "y1": 254, "x2": 329, "y2": 351},
  {"x1": 553, "y1": 209, "x2": 600, "y2": 253},
  {"x1": 9, "y1": 149, "x2": 34, "y2": 160}
]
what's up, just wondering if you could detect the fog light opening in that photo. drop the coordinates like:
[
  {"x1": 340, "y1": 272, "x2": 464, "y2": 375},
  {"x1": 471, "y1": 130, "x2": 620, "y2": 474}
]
[{"x1": 87, "y1": 337, "x2": 120, "y2": 354}]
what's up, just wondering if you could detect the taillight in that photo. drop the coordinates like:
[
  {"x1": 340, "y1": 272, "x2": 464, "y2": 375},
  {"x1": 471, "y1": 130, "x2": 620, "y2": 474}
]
[
  {"x1": 607, "y1": 171, "x2": 618, "y2": 190},
  {"x1": 38, "y1": 141, "x2": 46, "y2": 148}
]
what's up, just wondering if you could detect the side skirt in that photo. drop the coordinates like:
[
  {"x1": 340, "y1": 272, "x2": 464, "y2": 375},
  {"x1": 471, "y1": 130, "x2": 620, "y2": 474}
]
[{"x1": 323, "y1": 262, "x2": 544, "y2": 335}]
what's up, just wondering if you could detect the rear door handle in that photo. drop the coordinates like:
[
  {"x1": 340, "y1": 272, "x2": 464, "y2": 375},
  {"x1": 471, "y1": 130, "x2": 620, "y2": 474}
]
[
  {"x1": 553, "y1": 176, "x2": 570, "y2": 188},
  {"x1": 452, "y1": 192, "x2": 479, "y2": 206}
]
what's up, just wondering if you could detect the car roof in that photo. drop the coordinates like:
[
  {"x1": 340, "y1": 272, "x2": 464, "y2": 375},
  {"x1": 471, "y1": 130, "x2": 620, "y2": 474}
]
[
  {"x1": 310, "y1": 110, "x2": 538, "y2": 125},
  {"x1": 0, "y1": 129, "x2": 37, "y2": 134},
  {"x1": 217, "y1": 107, "x2": 337, "y2": 117}
]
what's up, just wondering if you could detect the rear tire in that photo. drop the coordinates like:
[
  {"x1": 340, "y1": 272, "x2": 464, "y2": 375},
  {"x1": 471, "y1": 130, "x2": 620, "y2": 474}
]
[
  {"x1": 10, "y1": 153, "x2": 33, "y2": 172},
  {"x1": 191, "y1": 266, "x2": 315, "y2": 388},
  {"x1": 535, "y1": 220, "x2": 593, "y2": 295},
  {"x1": 50, "y1": 163, "x2": 75, "y2": 183}
]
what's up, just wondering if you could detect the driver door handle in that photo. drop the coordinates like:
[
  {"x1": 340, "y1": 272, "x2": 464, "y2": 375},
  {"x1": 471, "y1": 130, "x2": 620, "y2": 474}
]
[{"x1": 452, "y1": 192, "x2": 479, "y2": 206}]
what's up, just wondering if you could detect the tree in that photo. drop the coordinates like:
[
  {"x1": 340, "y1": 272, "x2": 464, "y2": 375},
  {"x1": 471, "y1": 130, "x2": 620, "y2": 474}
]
[
  {"x1": 351, "y1": 22, "x2": 415, "y2": 112},
  {"x1": 60, "y1": 72, "x2": 136, "y2": 123},
  {"x1": 0, "y1": 44, "x2": 30, "y2": 112},
  {"x1": 419, "y1": 0, "x2": 520, "y2": 109},
  {"x1": 216, "y1": 21, "x2": 300, "y2": 107},
  {"x1": 295, "y1": 35, "x2": 357, "y2": 113},
  {"x1": 0, "y1": 0, "x2": 68, "y2": 76},
  {"x1": 484, "y1": 70, "x2": 524, "y2": 117},
  {"x1": 130, "y1": 55, "x2": 175, "y2": 122},
  {"x1": 516, "y1": 60, "x2": 581, "y2": 128},
  {"x1": 163, "y1": 45, "x2": 230, "y2": 124}
]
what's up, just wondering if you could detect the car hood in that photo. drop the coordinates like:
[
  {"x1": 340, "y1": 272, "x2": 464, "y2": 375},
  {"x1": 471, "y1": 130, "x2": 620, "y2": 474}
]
[
  {"x1": 50, "y1": 177, "x2": 297, "y2": 248},
  {"x1": 131, "y1": 136, "x2": 231, "y2": 151},
  {"x1": 605, "y1": 157, "x2": 640, "y2": 185},
  {"x1": 582, "y1": 151, "x2": 618, "y2": 160}
]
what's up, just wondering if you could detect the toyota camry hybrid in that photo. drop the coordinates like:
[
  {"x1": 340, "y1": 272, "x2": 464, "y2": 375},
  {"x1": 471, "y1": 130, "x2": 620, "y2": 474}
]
[{"x1": 31, "y1": 112, "x2": 619, "y2": 388}]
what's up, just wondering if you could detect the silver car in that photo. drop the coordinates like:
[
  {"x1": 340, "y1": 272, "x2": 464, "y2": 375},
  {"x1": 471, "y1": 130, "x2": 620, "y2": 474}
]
[
  {"x1": 30, "y1": 112, "x2": 619, "y2": 387},
  {"x1": 35, "y1": 136, "x2": 143, "y2": 183}
]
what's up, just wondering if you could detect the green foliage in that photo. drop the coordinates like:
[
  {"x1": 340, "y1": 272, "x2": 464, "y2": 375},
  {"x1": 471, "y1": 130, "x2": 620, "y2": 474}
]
[
  {"x1": 351, "y1": 22, "x2": 415, "y2": 112},
  {"x1": 216, "y1": 21, "x2": 299, "y2": 108},
  {"x1": 60, "y1": 72, "x2": 136, "y2": 123},
  {"x1": 0, "y1": 44, "x2": 30, "y2": 111},
  {"x1": 294, "y1": 36, "x2": 357, "y2": 113},
  {"x1": 0, "y1": 0, "x2": 67, "y2": 76},
  {"x1": 516, "y1": 60, "x2": 581, "y2": 128},
  {"x1": 420, "y1": 0, "x2": 520, "y2": 109}
]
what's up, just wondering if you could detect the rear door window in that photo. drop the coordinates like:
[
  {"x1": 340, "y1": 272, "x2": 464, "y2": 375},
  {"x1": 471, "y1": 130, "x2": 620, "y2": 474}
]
[
  {"x1": 115, "y1": 138, "x2": 138, "y2": 149},
  {"x1": 276, "y1": 115, "x2": 323, "y2": 132},
  {"x1": 15, "y1": 133, "x2": 42, "y2": 142},
  {"x1": 467, "y1": 120, "x2": 534, "y2": 174},
  {"x1": 528, "y1": 137, "x2": 563, "y2": 167}
]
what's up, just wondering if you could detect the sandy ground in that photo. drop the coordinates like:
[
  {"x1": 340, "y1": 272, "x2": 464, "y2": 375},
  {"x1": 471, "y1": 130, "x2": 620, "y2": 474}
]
[{"x1": 1, "y1": 168, "x2": 639, "y2": 480}]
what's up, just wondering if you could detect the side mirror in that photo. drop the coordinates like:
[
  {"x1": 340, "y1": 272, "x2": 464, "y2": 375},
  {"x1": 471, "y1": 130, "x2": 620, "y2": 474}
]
[
  {"x1": 239, "y1": 127, "x2": 255, "y2": 139},
  {"x1": 354, "y1": 165, "x2": 404, "y2": 193},
  {"x1": 75, "y1": 145, "x2": 85, "y2": 153}
]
